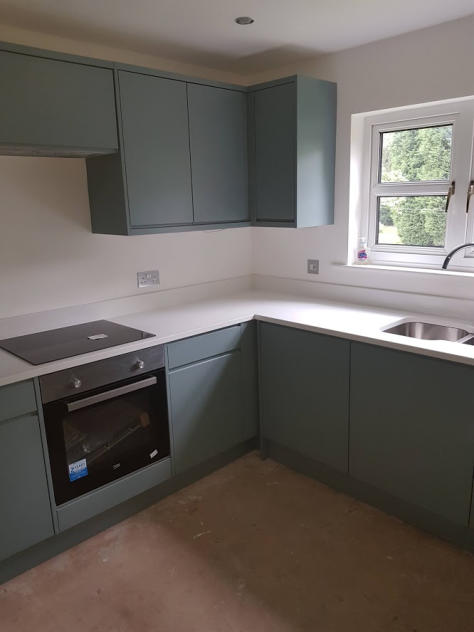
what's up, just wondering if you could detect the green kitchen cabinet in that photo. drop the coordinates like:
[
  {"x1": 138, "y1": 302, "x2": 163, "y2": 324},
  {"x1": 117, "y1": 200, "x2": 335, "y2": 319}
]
[
  {"x1": 188, "y1": 83, "x2": 249, "y2": 224},
  {"x1": 259, "y1": 323, "x2": 350, "y2": 471},
  {"x1": 0, "y1": 382, "x2": 54, "y2": 562},
  {"x1": 167, "y1": 323, "x2": 258, "y2": 475},
  {"x1": 88, "y1": 71, "x2": 250, "y2": 234},
  {"x1": 0, "y1": 49, "x2": 118, "y2": 155},
  {"x1": 248, "y1": 75, "x2": 336, "y2": 227},
  {"x1": 350, "y1": 343, "x2": 474, "y2": 526},
  {"x1": 88, "y1": 70, "x2": 193, "y2": 233}
]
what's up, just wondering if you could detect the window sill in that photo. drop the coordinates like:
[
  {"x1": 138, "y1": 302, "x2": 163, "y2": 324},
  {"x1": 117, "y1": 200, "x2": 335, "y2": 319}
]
[{"x1": 341, "y1": 263, "x2": 474, "y2": 277}]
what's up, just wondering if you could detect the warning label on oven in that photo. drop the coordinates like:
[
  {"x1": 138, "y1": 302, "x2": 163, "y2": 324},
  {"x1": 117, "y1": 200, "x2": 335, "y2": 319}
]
[{"x1": 68, "y1": 458, "x2": 88, "y2": 482}]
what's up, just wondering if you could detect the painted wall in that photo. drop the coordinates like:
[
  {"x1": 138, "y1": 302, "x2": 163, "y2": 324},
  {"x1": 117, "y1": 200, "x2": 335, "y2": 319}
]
[
  {"x1": 2, "y1": 17, "x2": 474, "y2": 319},
  {"x1": 0, "y1": 25, "x2": 251, "y2": 319},
  {"x1": 249, "y1": 14, "x2": 474, "y2": 309}
]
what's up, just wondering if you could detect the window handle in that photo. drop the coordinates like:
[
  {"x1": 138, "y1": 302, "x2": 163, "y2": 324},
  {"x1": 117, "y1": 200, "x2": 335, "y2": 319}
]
[
  {"x1": 445, "y1": 180, "x2": 455, "y2": 212},
  {"x1": 466, "y1": 180, "x2": 474, "y2": 214}
]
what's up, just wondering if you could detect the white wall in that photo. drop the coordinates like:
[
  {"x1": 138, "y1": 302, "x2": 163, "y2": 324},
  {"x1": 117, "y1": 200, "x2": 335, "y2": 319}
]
[
  {"x1": 0, "y1": 25, "x2": 251, "y2": 319},
  {"x1": 249, "y1": 14, "x2": 474, "y2": 310},
  {"x1": 2, "y1": 17, "x2": 474, "y2": 319}
]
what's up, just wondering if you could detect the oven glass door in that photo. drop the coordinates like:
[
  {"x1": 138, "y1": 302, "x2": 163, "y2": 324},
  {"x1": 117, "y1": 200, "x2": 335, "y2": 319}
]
[{"x1": 43, "y1": 370, "x2": 170, "y2": 505}]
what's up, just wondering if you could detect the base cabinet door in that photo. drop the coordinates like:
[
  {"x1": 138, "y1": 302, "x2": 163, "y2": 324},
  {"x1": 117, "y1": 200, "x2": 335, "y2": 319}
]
[
  {"x1": 168, "y1": 351, "x2": 245, "y2": 475},
  {"x1": 350, "y1": 343, "x2": 474, "y2": 526},
  {"x1": 0, "y1": 415, "x2": 54, "y2": 561},
  {"x1": 259, "y1": 323, "x2": 350, "y2": 472}
]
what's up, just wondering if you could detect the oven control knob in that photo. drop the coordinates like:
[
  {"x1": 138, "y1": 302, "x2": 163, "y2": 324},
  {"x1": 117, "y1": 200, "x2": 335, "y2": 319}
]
[
  {"x1": 134, "y1": 359, "x2": 145, "y2": 370},
  {"x1": 71, "y1": 377, "x2": 82, "y2": 389}
]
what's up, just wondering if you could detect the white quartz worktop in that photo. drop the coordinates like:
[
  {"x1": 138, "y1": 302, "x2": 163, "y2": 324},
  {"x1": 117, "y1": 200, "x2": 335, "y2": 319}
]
[{"x1": 2, "y1": 289, "x2": 474, "y2": 388}]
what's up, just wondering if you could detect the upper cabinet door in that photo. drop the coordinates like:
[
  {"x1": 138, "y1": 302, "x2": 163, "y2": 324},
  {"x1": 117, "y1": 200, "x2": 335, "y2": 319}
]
[
  {"x1": 250, "y1": 76, "x2": 336, "y2": 228},
  {"x1": 118, "y1": 71, "x2": 193, "y2": 227},
  {"x1": 0, "y1": 50, "x2": 118, "y2": 154},
  {"x1": 188, "y1": 84, "x2": 248, "y2": 224},
  {"x1": 252, "y1": 83, "x2": 296, "y2": 223}
]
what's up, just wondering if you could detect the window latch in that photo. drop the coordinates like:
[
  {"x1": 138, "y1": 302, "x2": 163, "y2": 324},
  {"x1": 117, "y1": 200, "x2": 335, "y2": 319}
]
[
  {"x1": 466, "y1": 180, "x2": 474, "y2": 214},
  {"x1": 445, "y1": 180, "x2": 455, "y2": 212}
]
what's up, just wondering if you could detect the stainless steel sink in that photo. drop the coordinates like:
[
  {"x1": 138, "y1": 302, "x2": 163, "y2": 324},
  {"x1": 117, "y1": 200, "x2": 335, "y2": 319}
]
[{"x1": 383, "y1": 321, "x2": 470, "y2": 342}]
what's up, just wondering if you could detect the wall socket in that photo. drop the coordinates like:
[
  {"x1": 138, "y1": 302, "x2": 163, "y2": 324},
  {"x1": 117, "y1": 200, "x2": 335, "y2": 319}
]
[
  {"x1": 307, "y1": 259, "x2": 319, "y2": 275},
  {"x1": 137, "y1": 270, "x2": 160, "y2": 288}
]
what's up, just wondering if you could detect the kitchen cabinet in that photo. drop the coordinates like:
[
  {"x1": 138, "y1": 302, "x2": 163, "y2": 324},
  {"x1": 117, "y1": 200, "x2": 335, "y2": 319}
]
[
  {"x1": 350, "y1": 343, "x2": 474, "y2": 526},
  {"x1": 0, "y1": 381, "x2": 54, "y2": 562},
  {"x1": 188, "y1": 84, "x2": 248, "y2": 224},
  {"x1": 88, "y1": 71, "x2": 193, "y2": 232},
  {"x1": 0, "y1": 49, "x2": 117, "y2": 155},
  {"x1": 88, "y1": 72, "x2": 250, "y2": 234},
  {"x1": 249, "y1": 75, "x2": 336, "y2": 227},
  {"x1": 259, "y1": 323, "x2": 350, "y2": 471},
  {"x1": 167, "y1": 323, "x2": 258, "y2": 475}
]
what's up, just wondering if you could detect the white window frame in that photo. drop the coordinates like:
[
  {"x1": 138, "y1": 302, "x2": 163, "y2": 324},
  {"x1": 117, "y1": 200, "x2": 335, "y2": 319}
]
[{"x1": 360, "y1": 98, "x2": 474, "y2": 270}]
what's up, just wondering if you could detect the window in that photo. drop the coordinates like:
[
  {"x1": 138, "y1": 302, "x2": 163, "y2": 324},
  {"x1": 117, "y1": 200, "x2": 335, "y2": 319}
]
[{"x1": 360, "y1": 99, "x2": 474, "y2": 269}]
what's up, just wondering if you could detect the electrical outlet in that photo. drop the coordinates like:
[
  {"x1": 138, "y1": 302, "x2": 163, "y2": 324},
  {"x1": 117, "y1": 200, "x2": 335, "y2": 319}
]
[
  {"x1": 137, "y1": 270, "x2": 160, "y2": 288},
  {"x1": 307, "y1": 259, "x2": 319, "y2": 275}
]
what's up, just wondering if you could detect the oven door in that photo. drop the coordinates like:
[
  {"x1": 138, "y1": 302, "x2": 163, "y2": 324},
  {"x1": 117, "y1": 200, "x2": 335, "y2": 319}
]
[{"x1": 43, "y1": 370, "x2": 170, "y2": 505}]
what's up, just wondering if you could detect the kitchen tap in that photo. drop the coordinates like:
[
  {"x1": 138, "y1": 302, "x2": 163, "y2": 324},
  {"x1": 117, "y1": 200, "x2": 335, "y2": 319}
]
[{"x1": 442, "y1": 243, "x2": 474, "y2": 270}]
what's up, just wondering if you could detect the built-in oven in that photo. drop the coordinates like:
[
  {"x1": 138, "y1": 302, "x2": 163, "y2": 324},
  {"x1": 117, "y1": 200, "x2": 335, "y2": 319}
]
[{"x1": 40, "y1": 346, "x2": 170, "y2": 506}]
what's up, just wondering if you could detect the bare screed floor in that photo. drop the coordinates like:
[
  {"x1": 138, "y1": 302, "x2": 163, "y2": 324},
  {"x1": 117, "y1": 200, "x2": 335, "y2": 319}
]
[{"x1": 1, "y1": 452, "x2": 473, "y2": 631}]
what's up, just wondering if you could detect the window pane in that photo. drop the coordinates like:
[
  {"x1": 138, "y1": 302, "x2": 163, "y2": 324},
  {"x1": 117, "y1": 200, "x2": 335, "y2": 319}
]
[
  {"x1": 380, "y1": 125, "x2": 452, "y2": 183},
  {"x1": 377, "y1": 196, "x2": 447, "y2": 247}
]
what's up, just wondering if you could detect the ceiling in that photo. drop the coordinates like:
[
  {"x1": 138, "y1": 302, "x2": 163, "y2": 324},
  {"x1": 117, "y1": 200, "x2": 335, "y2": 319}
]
[{"x1": 0, "y1": 0, "x2": 473, "y2": 74}]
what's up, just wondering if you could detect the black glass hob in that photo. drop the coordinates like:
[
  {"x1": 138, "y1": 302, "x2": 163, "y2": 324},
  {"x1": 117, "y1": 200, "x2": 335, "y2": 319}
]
[{"x1": 0, "y1": 320, "x2": 155, "y2": 365}]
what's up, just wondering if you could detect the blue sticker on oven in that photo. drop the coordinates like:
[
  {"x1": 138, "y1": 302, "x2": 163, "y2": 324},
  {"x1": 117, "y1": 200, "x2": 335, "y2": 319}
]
[{"x1": 68, "y1": 458, "x2": 88, "y2": 482}]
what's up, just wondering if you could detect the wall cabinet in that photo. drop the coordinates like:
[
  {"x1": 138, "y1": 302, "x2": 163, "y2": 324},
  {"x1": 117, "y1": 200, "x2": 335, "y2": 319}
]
[
  {"x1": 350, "y1": 343, "x2": 474, "y2": 526},
  {"x1": 167, "y1": 323, "x2": 258, "y2": 475},
  {"x1": 249, "y1": 76, "x2": 336, "y2": 227},
  {"x1": 88, "y1": 71, "x2": 250, "y2": 235},
  {"x1": 0, "y1": 49, "x2": 118, "y2": 155},
  {"x1": 259, "y1": 323, "x2": 350, "y2": 471},
  {"x1": 0, "y1": 382, "x2": 54, "y2": 562},
  {"x1": 0, "y1": 41, "x2": 337, "y2": 234}
]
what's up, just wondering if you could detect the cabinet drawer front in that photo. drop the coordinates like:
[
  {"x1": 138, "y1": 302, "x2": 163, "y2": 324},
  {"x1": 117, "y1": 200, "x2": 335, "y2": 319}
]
[
  {"x1": 0, "y1": 380, "x2": 37, "y2": 423},
  {"x1": 167, "y1": 325, "x2": 242, "y2": 369}
]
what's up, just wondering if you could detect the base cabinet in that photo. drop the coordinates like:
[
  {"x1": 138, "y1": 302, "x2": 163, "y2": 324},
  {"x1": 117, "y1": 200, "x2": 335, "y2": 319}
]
[
  {"x1": 167, "y1": 323, "x2": 258, "y2": 475},
  {"x1": 350, "y1": 343, "x2": 474, "y2": 526},
  {"x1": 259, "y1": 323, "x2": 350, "y2": 472},
  {"x1": 0, "y1": 414, "x2": 54, "y2": 561}
]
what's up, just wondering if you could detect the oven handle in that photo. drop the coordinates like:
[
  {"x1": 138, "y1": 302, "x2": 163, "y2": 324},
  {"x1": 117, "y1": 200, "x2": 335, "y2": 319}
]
[{"x1": 66, "y1": 376, "x2": 157, "y2": 412}]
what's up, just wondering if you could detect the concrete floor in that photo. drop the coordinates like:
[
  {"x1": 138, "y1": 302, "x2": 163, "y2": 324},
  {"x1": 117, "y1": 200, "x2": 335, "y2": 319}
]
[{"x1": 1, "y1": 452, "x2": 474, "y2": 632}]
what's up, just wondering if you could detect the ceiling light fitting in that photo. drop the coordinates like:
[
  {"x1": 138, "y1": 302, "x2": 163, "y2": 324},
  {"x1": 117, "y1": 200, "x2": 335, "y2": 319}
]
[{"x1": 235, "y1": 16, "x2": 254, "y2": 25}]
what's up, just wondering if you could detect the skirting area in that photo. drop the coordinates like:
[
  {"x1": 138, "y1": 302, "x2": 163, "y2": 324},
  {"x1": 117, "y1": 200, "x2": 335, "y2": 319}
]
[{"x1": 1, "y1": 452, "x2": 473, "y2": 631}]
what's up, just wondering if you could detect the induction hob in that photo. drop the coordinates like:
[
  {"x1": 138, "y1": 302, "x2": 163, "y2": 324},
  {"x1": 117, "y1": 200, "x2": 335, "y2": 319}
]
[{"x1": 0, "y1": 320, "x2": 155, "y2": 365}]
